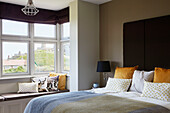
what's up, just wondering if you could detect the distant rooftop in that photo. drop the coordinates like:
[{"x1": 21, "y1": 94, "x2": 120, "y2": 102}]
[{"x1": 3, "y1": 60, "x2": 27, "y2": 66}]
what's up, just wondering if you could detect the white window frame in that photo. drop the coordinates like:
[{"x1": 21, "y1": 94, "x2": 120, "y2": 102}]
[
  {"x1": 60, "y1": 23, "x2": 70, "y2": 73},
  {"x1": 0, "y1": 19, "x2": 71, "y2": 78},
  {"x1": 60, "y1": 23, "x2": 70, "y2": 41},
  {"x1": 1, "y1": 19, "x2": 30, "y2": 38},
  {"x1": 60, "y1": 42, "x2": 70, "y2": 73},
  {"x1": 1, "y1": 40, "x2": 30, "y2": 76},
  {"x1": 33, "y1": 23, "x2": 57, "y2": 40},
  {"x1": 33, "y1": 42, "x2": 57, "y2": 74}
]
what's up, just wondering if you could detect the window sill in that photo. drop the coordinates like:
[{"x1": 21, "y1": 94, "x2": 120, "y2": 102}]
[
  {"x1": 0, "y1": 76, "x2": 33, "y2": 81},
  {"x1": 0, "y1": 74, "x2": 70, "y2": 81}
]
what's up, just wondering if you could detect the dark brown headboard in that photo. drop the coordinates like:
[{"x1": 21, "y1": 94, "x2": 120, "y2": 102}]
[{"x1": 123, "y1": 15, "x2": 170, "y2": 71}]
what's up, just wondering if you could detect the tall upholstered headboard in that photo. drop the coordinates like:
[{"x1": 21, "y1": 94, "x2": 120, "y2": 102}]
[{"x1": 123, "y1": 15, "x2": 170, "y2": 71}]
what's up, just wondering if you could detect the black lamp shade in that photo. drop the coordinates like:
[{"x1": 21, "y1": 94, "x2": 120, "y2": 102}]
[{"x1": 97, "y1": 61, "x2": 111, "y2": 72}]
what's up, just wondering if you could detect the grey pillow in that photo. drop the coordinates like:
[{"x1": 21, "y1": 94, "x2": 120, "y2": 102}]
[{"x1": 130, "y1": 70, "x2": 154, "y2": 93}]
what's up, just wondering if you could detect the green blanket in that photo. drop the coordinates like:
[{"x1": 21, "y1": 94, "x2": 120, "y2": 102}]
[{"x1": 52, "y1": 95, "x2": 170, "y2": 113}]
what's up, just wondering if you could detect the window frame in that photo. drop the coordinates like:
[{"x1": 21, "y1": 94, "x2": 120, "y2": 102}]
[
  {"x1": 0, "y1": 19, "x2": 70, "y2": 78},
  {"x1": 60, "y1": 42, "x2": 70, "y2": 73},
  {"x1": 60, "y1": 22, "x2": 70, "y2": 41},
  {"x1": 2, "y1": 19, "x2": 30, "y2": 38},
  {"x1": 60, "y1": 22, "x2": 70, "y2": 73},
  {"x1": 2, "y1": 40, "x2": 30, "y2": 76},
  {"x1": 33, "y1": 42, "x2": 57, "y2": 74},
  {"x1": 33, "y1": 23, "x2": 57, "y2": 40}
]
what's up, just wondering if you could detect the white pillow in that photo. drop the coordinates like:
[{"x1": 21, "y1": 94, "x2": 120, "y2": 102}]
[
  {"x1": 141, "y1": 81, "x2": 170, "y2": 101},
  {"x1": 18, "y1": 83, "x2": 38, "y2": 93},
  {"x1": 130, "y1": 70, "x2": 154, "y2": 93},
  {"x1": 105, "y1": 78, "x2": 131, "y2": 92}
]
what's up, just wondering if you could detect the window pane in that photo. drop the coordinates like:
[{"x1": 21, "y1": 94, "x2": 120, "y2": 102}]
[
  {"x1": 3, "y1": 42, "x2": 28, "y2": 74},
  {"x1": 34, "y1": 24, "x2": 56, "y2": 38},
  {"x1": 61, "y1": 43, "x2": 70, "y2": 71},
  {"x1": 62, "y1": 23, "x2": 70, "y2": 39},
  {"x1": 34, "y1": 43, "x2": 55, "y2": 72},
  {"x1": 2, "y1": 19, "x2": 28, "y2": 36}
]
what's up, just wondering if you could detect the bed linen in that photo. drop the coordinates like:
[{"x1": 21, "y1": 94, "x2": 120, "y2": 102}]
[
  {"x1": 93, "y1": 88, "x2": 170, "y2": 109},
  {"x1": 24, "y1": 89, "x2": 170, "y2": 113}
]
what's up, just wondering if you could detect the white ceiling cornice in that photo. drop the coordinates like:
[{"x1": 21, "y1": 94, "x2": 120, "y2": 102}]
[
  {"x1": 83, "y1": 0, "x2": 111, "y2": 5},
  {"x1": 0, "y1": 0, "x2": 111, "y2": 10}
]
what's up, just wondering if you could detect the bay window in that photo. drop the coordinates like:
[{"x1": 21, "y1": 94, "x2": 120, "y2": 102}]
[{"x1": 0, "y1": 19, "x2": 70, "y2": 77}]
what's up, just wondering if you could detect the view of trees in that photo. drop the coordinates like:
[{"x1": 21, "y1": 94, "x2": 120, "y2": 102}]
[
  {"x1": 4, "y1": 66, "x2": 26, "y2": 73},
  {"x1": 3, "y1": 45, "x2": 70, "y2": 73},
  {"x1": 17, "y1": 55, "x2": 27, "y2": 60},
  {"x1": 34, "y1": 49, "x2": 55, "y2": 72},
  {"x1": 3, "y1": 49, "x2": 55, "y2": 73}
]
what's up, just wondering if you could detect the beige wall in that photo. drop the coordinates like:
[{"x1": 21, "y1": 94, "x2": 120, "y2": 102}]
[
  {"x1": 78, "y1": 0, "x2": 99, "y2": 90},
  {"x1": 100, "y1": 0, "x2": 170, "y2": 71},
  {"x1": 0, "y1": 78, "x2": 31, "y2": 94},
  {"x1": 70, "y1": 0, "x2": 99, "y2": 91}
]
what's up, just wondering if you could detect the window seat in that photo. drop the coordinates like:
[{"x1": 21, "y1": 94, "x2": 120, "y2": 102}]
[
  {"x1": 0, "y1": 90, "x2": 69, "y2": 113},
  {"x1": 0, "y1": 90, "x2": 69, "y2": 101}
]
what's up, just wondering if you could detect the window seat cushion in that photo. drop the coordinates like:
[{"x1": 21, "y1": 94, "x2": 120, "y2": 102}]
[{"x1": 0, "y1": 90, "x2": 69, "y2": 101}]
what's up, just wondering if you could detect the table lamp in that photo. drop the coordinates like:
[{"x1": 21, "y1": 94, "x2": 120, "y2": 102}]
[{"x1": 97, "y1": 61, "x2": 111, "y2": 82}]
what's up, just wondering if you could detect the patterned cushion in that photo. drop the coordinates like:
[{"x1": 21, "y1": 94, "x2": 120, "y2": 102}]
[
  {"x1": 18, "y1": 83, "x2": 38, "y2": 93},
  {"x1": 141, "y1": 81, "x2": 170, "y2": 101},
  {"x1": 32, "y1": 77, "x2": 48, "y2": 92},
  {"x1": 47, "y1": 76, "x2": 59, "y2": 91},
  {"x1": 105, "y1": 78, "x2": 131, "y2": 92},
  {"x1": 49, "y1": 73, "x2": 67, "y2": 90}
]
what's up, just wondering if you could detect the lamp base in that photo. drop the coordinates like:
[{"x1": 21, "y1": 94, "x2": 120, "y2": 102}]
[{"x1": 103, "y1": 72, "x2": 109, "y2": 84}]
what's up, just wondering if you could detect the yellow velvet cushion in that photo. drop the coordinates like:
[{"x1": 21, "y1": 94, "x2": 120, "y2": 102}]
[
  {"x1": 114, "y1": 66, "x2": 138, "y2": 79},
  {"x1": 154, "y1": 67, "x2": 170, "y2": 83},
  {"x1": 49, "y1": 73, "x2": 66, "y2": 77},
  {"x1": 49, "y1": 73, "x2": 67, "y2": 90},
  {"x1": 58, "y1": 75, "x2": 67, "y2": 90}
]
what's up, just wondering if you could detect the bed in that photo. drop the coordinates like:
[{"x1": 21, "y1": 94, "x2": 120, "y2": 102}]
[{"x1": 24, "y1": 88, "x2": 170, "y2": 113}]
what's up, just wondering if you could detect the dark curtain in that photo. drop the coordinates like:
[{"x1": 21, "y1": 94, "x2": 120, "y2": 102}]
[{"x1": 0, "y1": 2, "x2": 69, "y2": 24}]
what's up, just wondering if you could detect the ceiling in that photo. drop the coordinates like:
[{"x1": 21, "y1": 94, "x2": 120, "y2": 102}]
[
  {"x1": 0, "y1": 0, "x2": 111, "y2": 10},
  {"x1": 83, "y1": 0, "x2": 111, "y2": 5}
]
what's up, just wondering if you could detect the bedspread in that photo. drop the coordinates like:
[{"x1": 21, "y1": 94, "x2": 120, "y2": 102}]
[{"x1": 24, "y1": 91, "x2": 170, "y2": 113}]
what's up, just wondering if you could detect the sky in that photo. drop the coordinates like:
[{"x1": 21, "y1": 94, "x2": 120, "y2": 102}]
[
  {"x1": 34, "y1": 23, "x2": 56, "y2": 38},
  {"x1": 2, "y1": 19, "x2": 28, "y2": 36},
  {"x1": 3, "y1": 42, "x2": 28, "y2": 60}
]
